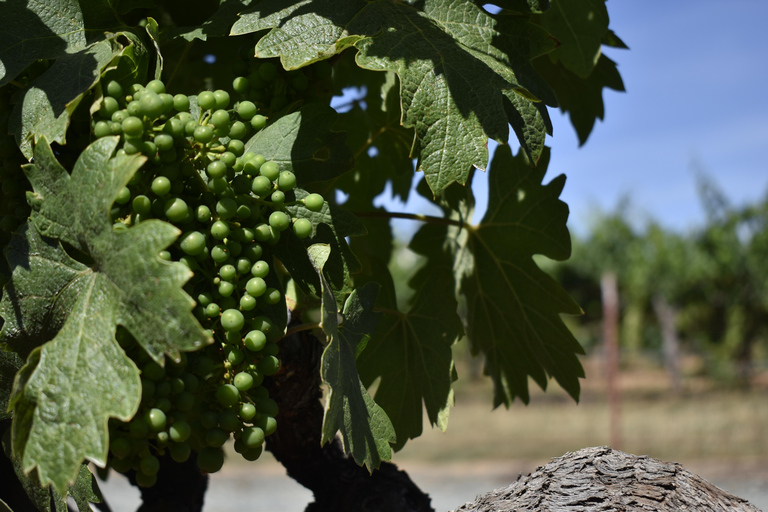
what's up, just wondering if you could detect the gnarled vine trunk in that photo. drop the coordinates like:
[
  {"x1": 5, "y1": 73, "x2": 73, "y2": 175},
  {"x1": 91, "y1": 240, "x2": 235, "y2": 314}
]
[{"x1": 451, "y1": 446, "x2": 761, "y2": 512}]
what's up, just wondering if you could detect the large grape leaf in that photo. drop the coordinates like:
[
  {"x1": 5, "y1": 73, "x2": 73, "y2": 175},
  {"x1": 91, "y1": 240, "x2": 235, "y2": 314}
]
[
  {"x1": 231, "y1": 0, "x2": 558, "y2": 195},
  {"x1": 534, "y1": 53, "x2": 625, "y2": 145},
  {"x1": 0, "y1": 0, "x2": 122, "y2": 87},
  {"x1": 356, "y1": 233, "x2": 463, "y2": 451},
  {"x1": 536, "y1": 0, "x2": 609, "y2": 78},
  {"x1": 308, "y1": 245, "x2": 395, "y2": 471},
  {"x1": 244, "y1": 103, "x2": 354, "y2": 184},
  {"x1": 453, "y1": 145, "x2": 584, "y2": 407},
  {"x1": 0, "y1": 137, "x2": 211, "y2": 492}
]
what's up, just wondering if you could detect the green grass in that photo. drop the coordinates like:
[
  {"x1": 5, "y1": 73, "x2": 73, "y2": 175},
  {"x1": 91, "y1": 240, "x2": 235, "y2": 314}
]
[{"x1": 397, "y1": 356, "x2": 768, "y2": 465}]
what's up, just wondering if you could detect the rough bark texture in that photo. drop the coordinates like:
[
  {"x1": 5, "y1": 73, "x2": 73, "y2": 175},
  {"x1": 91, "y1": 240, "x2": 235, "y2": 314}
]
[
  {"x1": 452, "y1": 446, "x2": 762, "y2": 512},
  {"x1": 264, "y1": 324, "x2": 434, "y2": 512}
]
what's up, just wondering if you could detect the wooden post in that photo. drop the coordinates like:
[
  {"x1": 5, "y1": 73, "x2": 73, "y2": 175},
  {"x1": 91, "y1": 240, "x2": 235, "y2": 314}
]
[{"x1": 601, "y1": 271, "x2": 621, "y2": 450}]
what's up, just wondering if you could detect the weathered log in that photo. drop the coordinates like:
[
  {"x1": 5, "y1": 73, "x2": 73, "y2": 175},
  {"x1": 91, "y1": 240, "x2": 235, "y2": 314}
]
[{"x1": 452, "y1": 446, "x2": 762, "y2": 512}]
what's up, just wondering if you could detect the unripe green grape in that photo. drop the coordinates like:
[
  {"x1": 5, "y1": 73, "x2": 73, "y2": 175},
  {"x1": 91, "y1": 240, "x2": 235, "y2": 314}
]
[
  {"x1": 181, "y1": 373, "x2": 199, "y2": 393},
  {"x1": 110, "y1": 436, "x2": 132, "y2": 459},
  {"x1": 213, "y1": 90, "x2": 230, "y2": 109},
  {"x1": 263, "y1": 342, "x2": 279, "y2": 357},
  {"x1": 237, "y1": 101, "x2": 257, "y2": 120},
  {"x1": 254, "y1": 223, "x2": 272, "y2": 242},
  {"x1": 146, "y1": 79, "x2": 165, "y2": 94},
  {"x1": 145, "y1": 408, "x2": 167, "y2": 431},
  {"x1": 168, "y1": 420, "x2": 192, "y2": 443},
  {"x1": 100, "y1": 96, "x2": 120, "y2": 119},
  {"x1": 141, "y1": 378, "x2": 156, "y2": 400},
  {"x1": 208, "y1": 177, "x2": 231, "y2": 196},
  {"x1": 258, "y1": 355, "x2": 280, "y2": 376},
  {"x1": 239, "y1": 293, "x2": 256, "y2": 311},
  {"x1": 164, "y1": 197, "x2": 190, "y2": 223},
  {"x1": 135, "y1": 471, "x2": 157, "y2": 488},
  {"x1": 197, "y1": 447, "x2": 224, "y2": 473},
  {"x1": 244, "y1": 330, "x2": 267, "y2": 352},
  {"x1": 211, "y1": 244, "x2": 230, "y2": 263},
  {"x1": 160, "y1": 93, "x2": 174, "y2": 113},
  {"x1": 238, "y1": 403, "x2": 256, "y2": 422},
  {"x1": 195, "y1": 205, "x2": 211, "y2": 223},
  {"x1": 140, "y1": 454, "x2": 161, "y2": 476},
  {"x1": 221, "y1": 309, "x2": 245, "y2": 332},
  {"x1": 251, "y1": 316, "x2": 275, "y2": 336},
  {"x1": 234, "y1": 371, "x2": 253, "y2": 391},
  {"x1": 292, "y1": 218, "x2": 312, "y2": 239},
  {"x1": 155, "y1": 397, "x2": 172, "y2": 413},
  {"x1": 219, "y1": 264, "x2": 237, "y2": 281},
  {"x1": 220, "y1": 151, "x2": 237, "y2": 168},
  {"x1": 180, "y1": 231, "x2": 206, "y2": 255},
  {"x1": 304, "y1": 193, "x2": 324, "y2": 212},
  {"x1": 242, "y1": 426, "x2": 265, "y2": 449},
  {"x1": 259, "y1": 161, "x2": 279, "y2": 181},
  {"x1": 251, "y1": 176, "x2": 272, "y2": 196},
  {"x1": 216, "y1": 198, "x2": 238, "y2": 220},
  {"x1": 159, "y1": 147, "x2": 177, "y2": 163},
  {"x1": 194, "y1": 125, "x2": 214, "y2": 143},
  {"x1": 277, "y1": 171, "x2": 296, "y2": 191},
  {"x1": 112, "y1": 109, "x2": 129, "y2": 123},
  {"x1": 151, "y1": 176, "x2": 172, "y2": 196},
  {"x1": 210, "y1": 109, "x2": 230, "y2": 128},
  {"x1": 170, "y1": 441, "x2": 191, "y2": 463},
  {"x1": 257, "y1": 398, "x2": 279, "y2": 417},
  {"x1": 270, "y1": 190, "x2": 285, "y2": 206},
  {"x1": 236, "y1": 205, "x2": 251, "y2": 221},
  {"x1": 245, "y1": 277, "x2": 266, "y2": 297},
  {"x1": 228, "y1": 139, "x2": 245, "y2": 156},
  {"x1": 218, "y1": 280, "x2": 235, "y2": 297},
  {"x1": 250, "y1": 260, "x2": 269, "y2": 278},
  {"x1": 142, "y1": 361, "x2": 166, "y2": 382},
  {"x1": 216, "y1": 384, "x2": 240, "y2": 407},
  {"x1": 114, "y1": 186, "x2": 131, "y2": 205},
  {"x1": 269, "y1": 211, "x2": 290, "y2": 231},
  {"x1": 263, "y1": 288, "x2": 282, "y2": 305},
  {"x1": 94, "y1": 120, "x2": 112, "y2": 138},
  {"x1": 140, "y1": 91, "x2": 165, "y2": 119},
  {"x1": 242, "y1": 243, "x2": 263, "y2": 261},
  {"x1": 242, "y1": 445, "x2": 263, "y2": 462},
  {"x1": 257, "y1": 415, "x2": 277, "y2": 436},
  {"x1": 205, "y1": 427, "x2": 229, "y2": 448},
  {"x1": 233, "y1": 76, "x2": 249, "y2": 93},
  {"x1": 173, "y1": 94, "x2": 190, "y2": 112},
  {"x1": 154, "y1": 133, "x2": 174, "y2": 151},
  {"x1": 106, "y1": 80, "x2": 124, "y2": 98},
  {"x1": 197, "y1": 91, "x2": 216, "y2": 110},
  {"x1": 226, "y1": 239, "x2": 243, "y2": 257},
  {"x1": 185, "y1": 120, "x2": 199, "y2": 136},
  {"x1": 228, "y1": 121, "x2": 247, "y2": 140},
  {"x1": 132, "y1": 195, "x2": 151, "y2": 215},
  {"x1": 219, "y1": 410, "x2": 242, "y2": 432},
  {"x1": 250, "y1": 114, "x2": 267, "y2": 130},
  {"x1": 122, "y1": 116, "x2": 143, "y2": 137},
  {"x1": 207, "y1": 222, "x2": 228, "y2": 242}
]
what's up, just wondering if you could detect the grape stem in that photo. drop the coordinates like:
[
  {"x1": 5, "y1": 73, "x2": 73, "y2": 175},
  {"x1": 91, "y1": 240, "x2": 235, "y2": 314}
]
[
  {"x1": 284, "y1": 322, "x2": 322, "y2": 338},
  {"x1": 353, "y1": 210, "x2": 467, "y2": 228}
]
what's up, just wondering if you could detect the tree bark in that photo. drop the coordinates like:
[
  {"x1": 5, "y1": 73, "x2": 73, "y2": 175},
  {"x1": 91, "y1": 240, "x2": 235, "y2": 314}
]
[
  {"x1": 264, "y1": 323, "x2": 434, "y2": 512},
  {"x1": 451, "y1": 446, "x2": 762, "y2": 512}
]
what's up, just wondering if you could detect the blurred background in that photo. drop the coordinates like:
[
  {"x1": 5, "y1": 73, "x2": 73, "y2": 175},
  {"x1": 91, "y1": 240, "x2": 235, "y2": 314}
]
[{"x1": 96, "y1": 1, "x2": 768, "y2": 511}]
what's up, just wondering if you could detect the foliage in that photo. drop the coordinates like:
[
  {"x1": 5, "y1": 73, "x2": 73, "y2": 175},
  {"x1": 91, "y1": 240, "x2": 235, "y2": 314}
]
[{"x1": 0, "y1": 0, "x2": 625, "y2": 506}]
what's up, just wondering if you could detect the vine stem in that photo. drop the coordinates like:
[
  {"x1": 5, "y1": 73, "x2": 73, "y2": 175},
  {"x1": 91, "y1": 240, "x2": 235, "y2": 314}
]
[
  {"x1": 285, "y1": 322, "x2": 322, "y2": 337},
  {"x1": 353, "y1": 210, "x2": 468, "y2": 228}
]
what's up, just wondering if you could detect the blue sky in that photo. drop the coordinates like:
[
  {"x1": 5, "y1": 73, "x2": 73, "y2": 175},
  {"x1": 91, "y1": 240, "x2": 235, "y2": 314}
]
[{"x1": 359, "y1": 1, "x2": 768, "y2": 238}]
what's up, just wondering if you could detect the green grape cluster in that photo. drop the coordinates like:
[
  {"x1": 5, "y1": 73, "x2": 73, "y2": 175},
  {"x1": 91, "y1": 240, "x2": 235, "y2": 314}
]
[
  {"x1": 99, "y1": 77, "x2": 325, "y2": 486},
  {"x1": 230, "y1": 49, "x2": 332, "y2": 116},
  {"x1": 0, "y1": 84, "x2": 32, "y2": 243}
]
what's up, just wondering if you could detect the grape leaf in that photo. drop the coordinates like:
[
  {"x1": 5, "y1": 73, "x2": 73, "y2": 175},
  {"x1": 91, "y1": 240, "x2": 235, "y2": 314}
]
[
  {"x1": 356, "y1": 230, "x2": 463, "y2": 450},
  {"x1": 0, "y1": 352, "x2": 24, "y2": 421},
  {"x1": 231, "y1": 0, "x2": 557, "y2": 195},
  {"x1": 0, "y1": 0, "x2": 120, "y2": 86},
  {"x1": 536, "y1": 0, "x2": 609, "y2": 78},
  {"x1": 454, "y1": 145, "x2": 584, "y2": 407},
  {"x1": 308, "y1": 245, "x2": 395, "y2": 471},
  {"x1": 0, "y1": 137, "x2": 210, "y2": 492},
  {"x1": 534, "y1": 53, "x2": 625, "y2": 145},
  {"x1": 244, "y1": 103, "x2": 354, "y2": 184}
]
